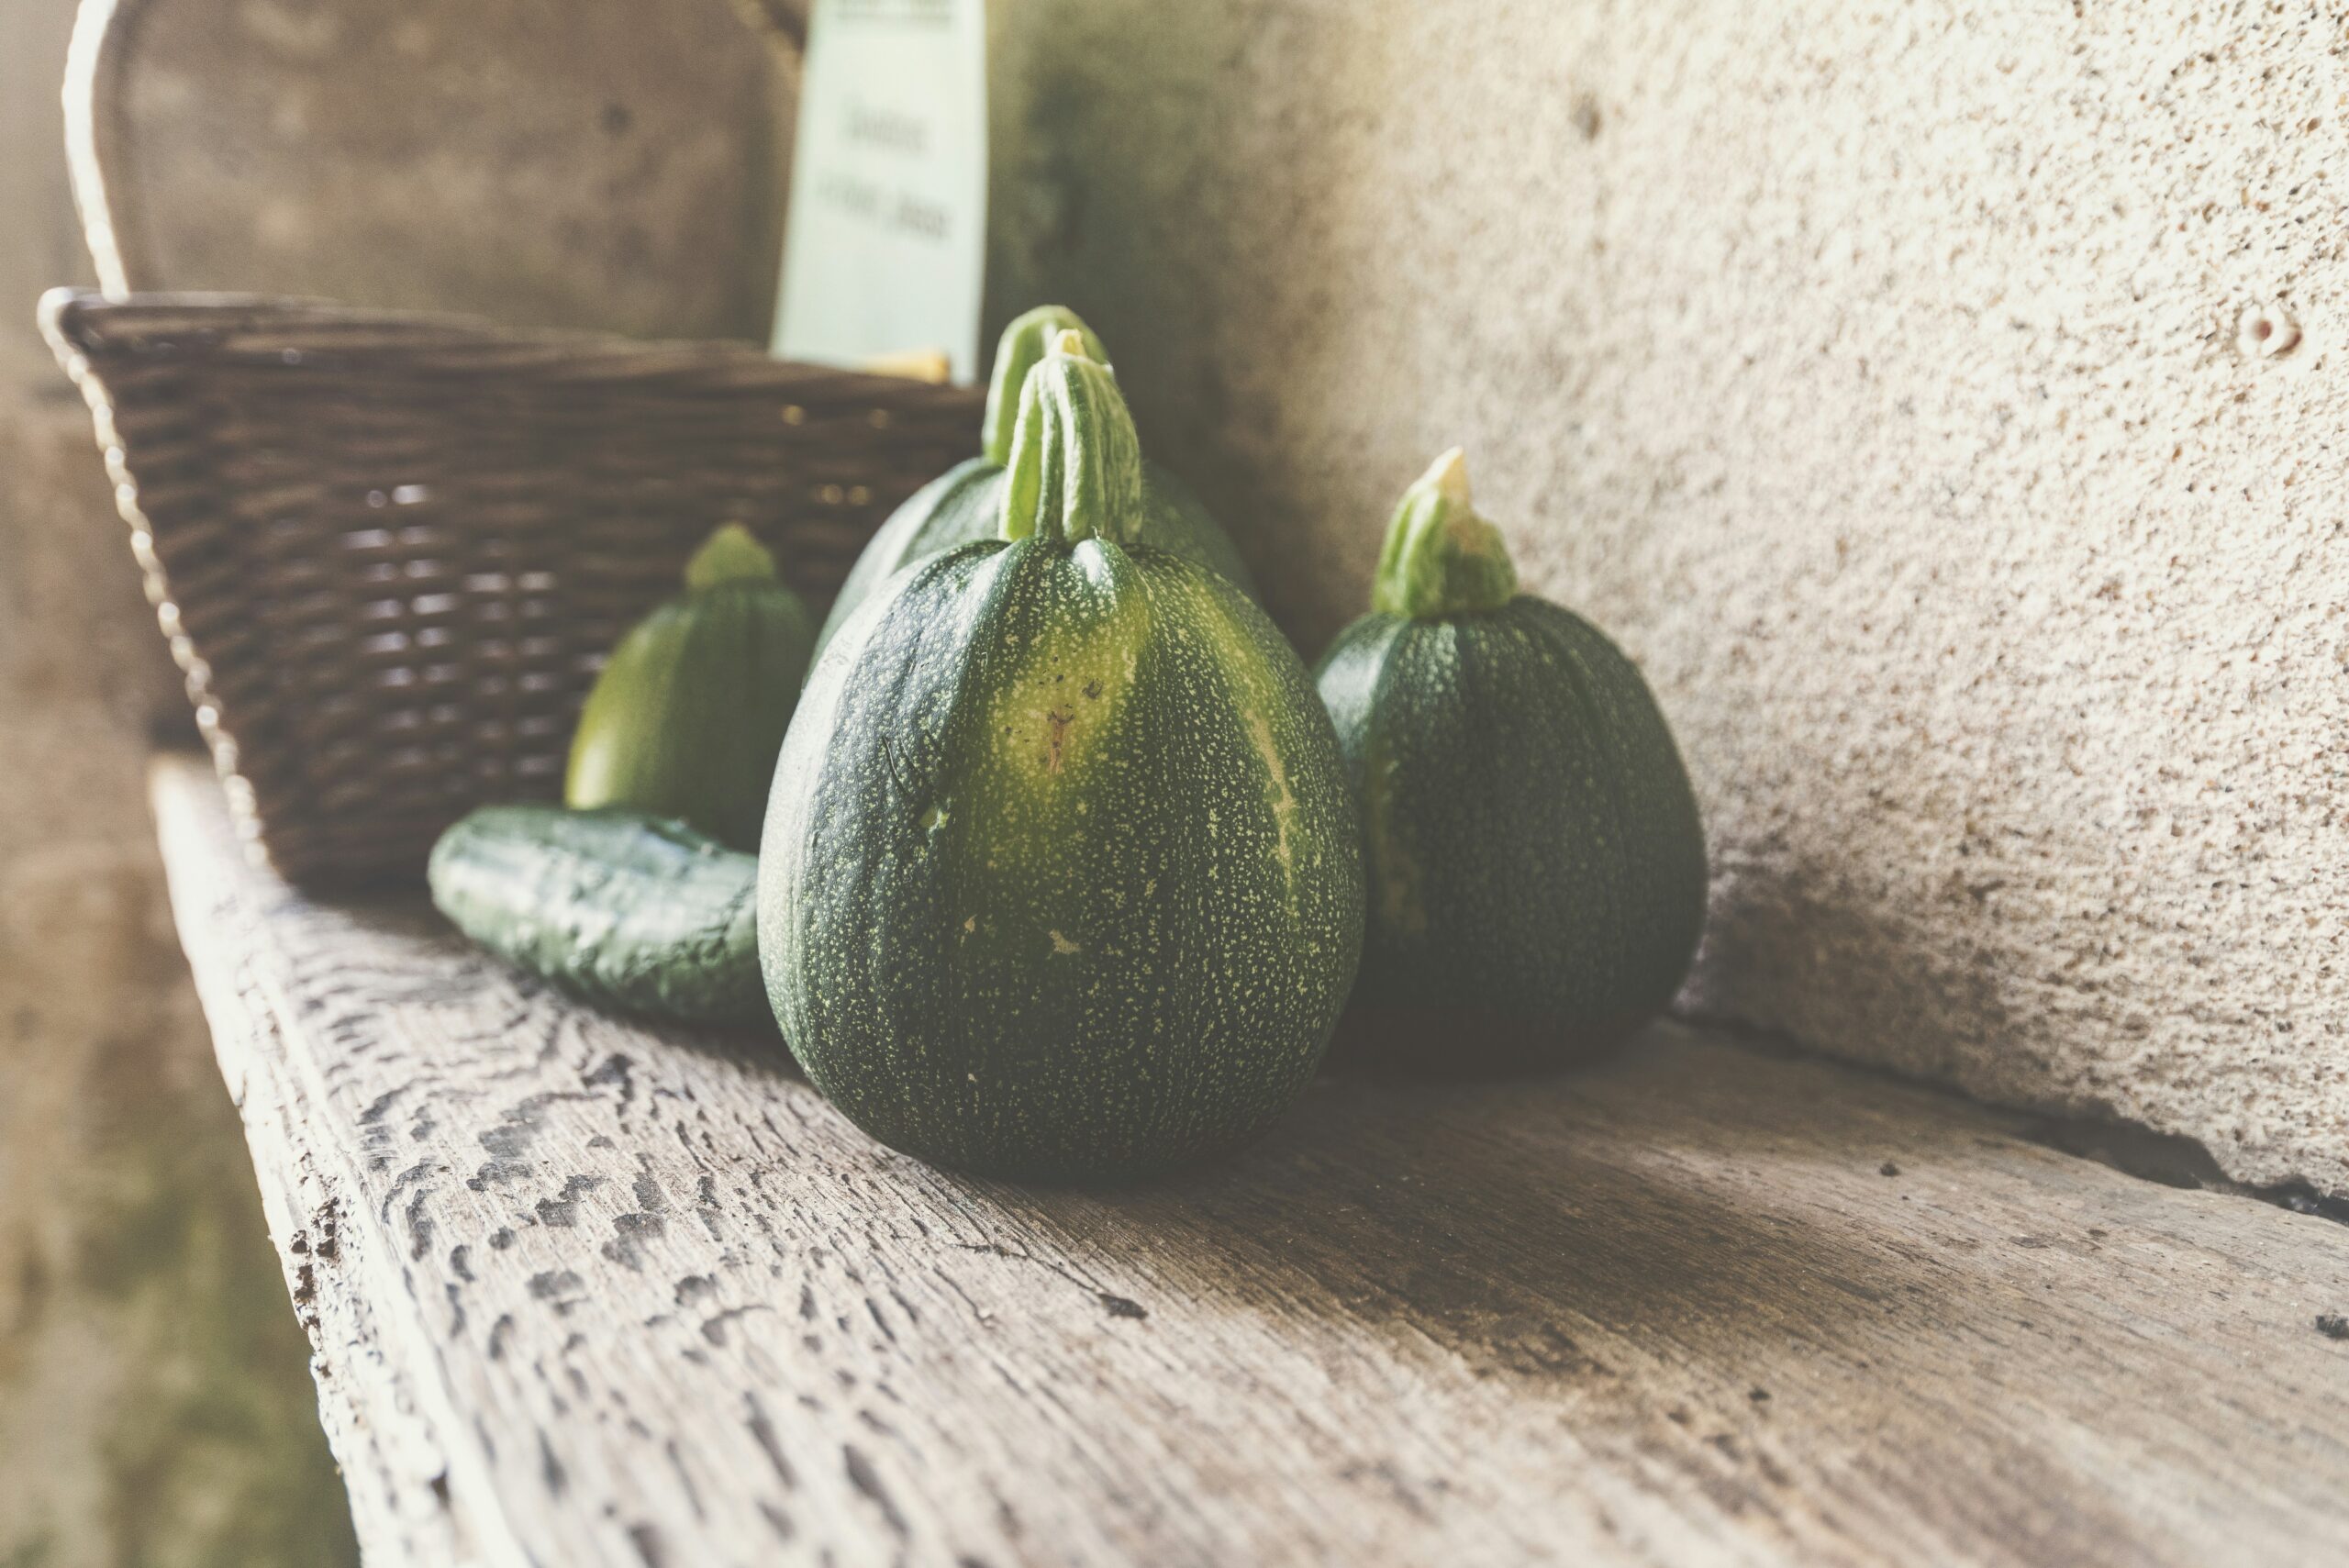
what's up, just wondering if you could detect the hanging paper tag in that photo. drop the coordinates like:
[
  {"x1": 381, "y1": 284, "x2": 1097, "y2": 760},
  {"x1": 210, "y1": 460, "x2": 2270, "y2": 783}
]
[{"x1": 773, "y1": 0, "x2": 988, "y2": 383}]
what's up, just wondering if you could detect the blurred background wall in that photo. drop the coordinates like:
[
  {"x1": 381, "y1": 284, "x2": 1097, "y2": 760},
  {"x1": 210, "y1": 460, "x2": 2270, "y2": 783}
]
[{"x1": 0, "y1": 2, "x2": 357, "y2": 1563}]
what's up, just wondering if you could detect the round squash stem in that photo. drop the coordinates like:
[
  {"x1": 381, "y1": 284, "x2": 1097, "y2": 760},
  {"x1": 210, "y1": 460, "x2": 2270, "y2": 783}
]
[
  {"x1": 684, "y1": 522, "x2": 779, "y2": 589},
  {"x1": 1371, "y1": 448, "x2": 1519, "y2": 618},
  {"x1": 1000, "y1": 329, "x2": 1147, "y2": 549},
  {"x1": 981, "y1": 306, "x2": 1112, "y2": 467}
]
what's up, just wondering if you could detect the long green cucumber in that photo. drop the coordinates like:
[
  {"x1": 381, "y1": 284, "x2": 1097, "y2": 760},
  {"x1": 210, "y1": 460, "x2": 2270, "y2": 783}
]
[{"x1": 429, "y1": 805, "x2": 772, "y2": 1030}]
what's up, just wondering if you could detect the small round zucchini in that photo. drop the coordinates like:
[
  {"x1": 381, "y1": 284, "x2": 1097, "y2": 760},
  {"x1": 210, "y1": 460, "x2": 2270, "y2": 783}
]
[
  {"x1": 566, "y1": 523, "x2": 815, "y2": 851},
  {"x1": 1314, "y1": 450, "x2": 1708, "y2": 1073}
]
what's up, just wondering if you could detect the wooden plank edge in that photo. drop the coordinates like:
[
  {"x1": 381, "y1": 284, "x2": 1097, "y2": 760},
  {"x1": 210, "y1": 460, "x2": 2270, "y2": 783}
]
[{"x1": 151, "y1": 758, "x2": 517, "y2": 1568}]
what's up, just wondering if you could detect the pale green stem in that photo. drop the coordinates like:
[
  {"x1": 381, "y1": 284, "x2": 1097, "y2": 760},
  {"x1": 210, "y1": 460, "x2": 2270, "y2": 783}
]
[
  {"x1": 1370, "y1": 448, "x2": 1519, "y2": 617},
  {"x1": 685, "y1": 521, "x2": 779, "y2": 589},
  {"x1": 1000, "y1": 330, "x2": 1147, "y2": 548},
  {"x1": 981, "y1": 306, "x2": 1112, "y2": 466}
]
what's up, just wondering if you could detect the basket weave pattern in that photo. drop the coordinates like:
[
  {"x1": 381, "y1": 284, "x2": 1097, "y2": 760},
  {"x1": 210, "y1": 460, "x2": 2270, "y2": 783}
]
[{"x1": 44, "y1": 292, "x2": 983, "y2": 886}]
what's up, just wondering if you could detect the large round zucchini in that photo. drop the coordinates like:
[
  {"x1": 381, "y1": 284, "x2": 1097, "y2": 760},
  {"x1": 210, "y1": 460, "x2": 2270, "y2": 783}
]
[{"x1": 762, "y1": 333, "x2": 1361, "y2": 1181}]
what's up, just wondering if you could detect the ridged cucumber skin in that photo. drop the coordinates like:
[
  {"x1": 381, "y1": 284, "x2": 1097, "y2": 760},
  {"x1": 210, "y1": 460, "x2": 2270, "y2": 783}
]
[
  {"x1": 1313, "y1": 597, "x2": 1708, "y2": 1073},
  {"x1": 429, "y1": 805, "x2": 773, "y2": 1031},
  {"x1": 810, "y1": 456, "x2": 1261, "y2": 664},
  {"x1": 763, "y1": 539, "x2": 1363, "y2": 1183}
]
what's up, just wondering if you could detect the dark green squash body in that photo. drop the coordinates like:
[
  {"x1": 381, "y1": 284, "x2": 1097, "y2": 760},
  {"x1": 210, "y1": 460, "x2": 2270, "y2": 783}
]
[
  {"x1": 1315, "y1": 595, "x2": 1707, "y2": 1072},
  {"x1": 567, "y1": 528, "x2": 816, "y2": 851},
  {"x1": 763, "y1": 539, "x2": 1362, "y2": 1180},
  {"x1": 1309, "y1": 448, "x2": 1705, "y2": 1073},
  {"x1": 429, "y1": 805, "x2": 770, "y2": 1030}
]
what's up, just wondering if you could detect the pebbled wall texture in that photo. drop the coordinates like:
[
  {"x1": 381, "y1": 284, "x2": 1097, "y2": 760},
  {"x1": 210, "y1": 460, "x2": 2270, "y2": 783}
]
[{"x1": 987, "y1": 0, "x2": 2348, "y2": 1191}]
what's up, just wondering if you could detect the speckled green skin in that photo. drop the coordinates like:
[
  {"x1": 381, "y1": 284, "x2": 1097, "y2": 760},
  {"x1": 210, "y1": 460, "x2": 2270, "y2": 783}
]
[
  {"x1": 429, "y1": 805, "x2": 772, "y2": 1030},
  {"x1": 566, "y1": 575, "x2": 816, "y2": 851},
  {"x1": 1314, "y1": 597, "x2": 1707, "y2": 1073},
  {"x1": 763, "y1": 539, "x2": 1363, "y2": 1181},
  {"x1": 812, "y1": 457, "x2": 1260, "y2": 663}
]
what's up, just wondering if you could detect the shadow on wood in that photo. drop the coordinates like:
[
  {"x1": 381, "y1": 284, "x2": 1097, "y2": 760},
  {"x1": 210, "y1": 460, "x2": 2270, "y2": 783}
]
[
  {"x1": 1085, "y1": 1069, "x2": 1898, "y2": 1387},
  {"x1": 151, "y1": 755, "x2": 2349, "y2": 1567}
]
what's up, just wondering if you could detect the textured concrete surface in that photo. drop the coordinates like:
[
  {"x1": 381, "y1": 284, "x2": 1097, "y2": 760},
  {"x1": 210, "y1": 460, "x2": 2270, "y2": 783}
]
[
  {"x1": 1, "y1": 2, "x2": 357, "y2": 1562},
  {"x1": 988, "y1": 0, "x2": 2349, "y2": 1190}
]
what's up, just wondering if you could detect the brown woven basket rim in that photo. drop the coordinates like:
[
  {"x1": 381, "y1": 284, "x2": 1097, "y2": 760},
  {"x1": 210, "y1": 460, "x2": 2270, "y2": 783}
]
[
  {"x1": 40, "y1": 287, "x2": 985, "y2": 885},
  {"x1": 38, "y1": 289, "x2": 976, "y2": 403}
]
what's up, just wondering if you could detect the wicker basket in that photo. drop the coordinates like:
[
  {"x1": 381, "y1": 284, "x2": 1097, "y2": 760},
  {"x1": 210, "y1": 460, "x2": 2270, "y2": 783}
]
[{"x1": 42, "y1": 291, "x2": 984, "y2": 886}]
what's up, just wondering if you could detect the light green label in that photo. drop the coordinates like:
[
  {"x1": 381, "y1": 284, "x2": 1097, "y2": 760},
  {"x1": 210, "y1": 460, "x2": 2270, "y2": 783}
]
[{"x1": 774, "y1": 0, "x2": 988, "y2": 383}]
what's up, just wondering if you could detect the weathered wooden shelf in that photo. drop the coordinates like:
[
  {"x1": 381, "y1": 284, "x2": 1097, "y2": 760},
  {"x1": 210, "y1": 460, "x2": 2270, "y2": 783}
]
[{"x1": 151, "y1": 755, "x2": 2349, "y2": 1567}]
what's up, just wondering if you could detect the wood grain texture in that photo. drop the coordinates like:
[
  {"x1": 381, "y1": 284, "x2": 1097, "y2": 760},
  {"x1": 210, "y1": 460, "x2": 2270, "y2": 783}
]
[
  {"x1": 151, "y1": 753, "x2": 2349, "y2": 1567},
  {"x1": 176, "y1": 895, "x2": 484, "y2": 1566}
]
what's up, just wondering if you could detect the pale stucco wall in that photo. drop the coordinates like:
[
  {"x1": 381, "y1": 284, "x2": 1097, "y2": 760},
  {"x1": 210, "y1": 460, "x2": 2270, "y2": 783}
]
[{"x1": 988, "y1": 0, "x2": 2348, "y2": 1191}]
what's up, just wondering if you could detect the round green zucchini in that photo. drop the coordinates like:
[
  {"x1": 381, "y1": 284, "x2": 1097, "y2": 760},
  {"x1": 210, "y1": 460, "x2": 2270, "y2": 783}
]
[
  {"x1": 762, "y1": 332, "x2": 1362, "y2": 1181},
  {"x1": 1313, "y1": 450, "x2": 1707, "y2": 1073},
  {"x1": 429, "y1": 804, "x2": 771, "y2": 1030},
  {"x1": 810, "y1": 306, "x2": 1260, "y2": 663},
  {"x1": 566, "y1": 523, "x2": 816, "y2": 851}
]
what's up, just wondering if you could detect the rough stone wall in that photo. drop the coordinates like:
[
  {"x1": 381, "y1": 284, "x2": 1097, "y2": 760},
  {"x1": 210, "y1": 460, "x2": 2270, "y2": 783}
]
[
  {"x1": 988, "y1": 0, "x2": 2348, "y2": 1190},
  {"x1": 0, "y1": 2, "x2": 357, "y2": 1562}
]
